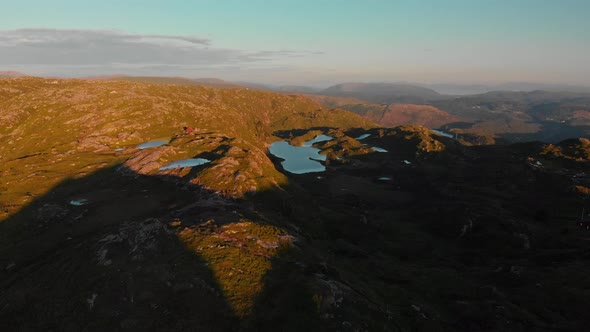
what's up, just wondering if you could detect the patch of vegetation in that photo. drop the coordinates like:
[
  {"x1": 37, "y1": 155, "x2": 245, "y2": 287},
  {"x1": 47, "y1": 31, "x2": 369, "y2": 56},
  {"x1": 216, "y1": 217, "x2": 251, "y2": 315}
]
[{"x1": 177, "y1": 219, "x2": 292, "y2": 316}]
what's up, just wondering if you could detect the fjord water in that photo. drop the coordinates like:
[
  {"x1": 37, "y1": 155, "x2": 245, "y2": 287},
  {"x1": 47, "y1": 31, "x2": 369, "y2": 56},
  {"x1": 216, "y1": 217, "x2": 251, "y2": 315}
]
[
  {"x1": 269, "y1": 135, "x2": 333, "y2": 174},
  {"x1": 159, "y1": 158, "x2": 211, "y2": 170}
]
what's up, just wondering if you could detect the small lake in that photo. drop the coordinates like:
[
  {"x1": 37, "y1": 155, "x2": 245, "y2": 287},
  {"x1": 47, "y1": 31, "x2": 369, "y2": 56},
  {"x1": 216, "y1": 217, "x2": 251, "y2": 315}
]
[
  {"x1": 431, "y1": 130, "x2": 454, "y2": 138},
  {"x1": 69, "y1": 199, "x2": 88, "y2": 206},
  {"x1": 160, "y1": 158, "x2": 211, "y2": 171},
  {"x1": 355, "y1": 134, "x2": 371, "y2": 140},
  {"x1": 372, "y1": 147, "x2": 388, "y2": 153},
  {"x1": 137, "y1": 139, "x2": 169, "y2": 149},
  {"x1": 269, "y1": 135, "x2": 332, "y2": 174}
]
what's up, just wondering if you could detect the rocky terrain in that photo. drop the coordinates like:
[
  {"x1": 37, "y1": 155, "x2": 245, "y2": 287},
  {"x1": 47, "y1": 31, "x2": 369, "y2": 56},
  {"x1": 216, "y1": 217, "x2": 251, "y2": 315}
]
[
  {"x1": 304, "y1": 86, "x2": 590, "y2": 144},
  {"x1": 342, "y1": 103, "x2": 460, "y2": 129},
  {"x1": 1, "y1": 77, "x2": 590, "y2": 331},
  {"x1": 302, "y1": 95, "x2": 463, "y2": 134}
]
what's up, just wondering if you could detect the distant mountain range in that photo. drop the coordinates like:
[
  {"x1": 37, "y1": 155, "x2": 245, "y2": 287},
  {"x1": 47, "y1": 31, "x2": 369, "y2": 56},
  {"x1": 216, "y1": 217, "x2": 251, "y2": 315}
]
[
  {"x1": 5, "y1": 71, "x2": 590, "y2": 95},
  {"x1": 319, "y1": 82, "x2": 444, "y2": 104},
  {"x1": 420, "y1": 82, "x2": 590, "y2": 95},
  {"x1": 3, "y1": 72, "x2": 589, "y2": 142},
  {"x1": 305, "y1": 86, "x2": 590, "y2": 143}
]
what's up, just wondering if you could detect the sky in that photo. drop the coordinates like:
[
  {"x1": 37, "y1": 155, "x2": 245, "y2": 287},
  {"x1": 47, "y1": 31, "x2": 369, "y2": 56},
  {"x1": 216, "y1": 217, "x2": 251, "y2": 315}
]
[{"x1": 1, "y1": 0, "x2": 589, "y2": 86}]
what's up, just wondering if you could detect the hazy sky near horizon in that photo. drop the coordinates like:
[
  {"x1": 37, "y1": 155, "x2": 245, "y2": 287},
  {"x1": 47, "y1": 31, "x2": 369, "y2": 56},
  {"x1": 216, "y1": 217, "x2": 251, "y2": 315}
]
[{"x1": 1, "y1": 0, "x2": 589, "y2": 86}]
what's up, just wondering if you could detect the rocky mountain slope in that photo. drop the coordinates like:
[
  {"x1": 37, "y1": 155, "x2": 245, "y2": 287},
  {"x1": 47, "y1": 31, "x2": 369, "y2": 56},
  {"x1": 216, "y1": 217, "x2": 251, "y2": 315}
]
[
  {"x1": 303, "y1": 95, "x2": 460, "y2": 130},
  {"x1": 1, "y1": 77, "x2": 589, "y2": 331},
  {"x1": 342, "y1": 103, "x2": 460, "y2": 129}
]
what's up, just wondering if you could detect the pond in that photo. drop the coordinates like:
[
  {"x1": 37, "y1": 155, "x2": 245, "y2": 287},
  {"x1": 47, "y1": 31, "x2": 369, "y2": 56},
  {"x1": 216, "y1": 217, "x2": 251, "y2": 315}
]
[
  {"x1": 355, "y1": 134, "x2": 371, "y2": 140},
  {"x1": 69, "y1": 199, "x2": 88, "y2": 206},
  {"x1": 269, "y1": 135, "x2": 333, "y2": 174},
  {"x1": 371, "y1": 146, "x2": 388, "y2": 153},
  {"x1": 159, "y1": 158, "x2": 211, "y2": 171},
  {"x1": 137, "y1": 139, "x2": 169, "y2": 150}
]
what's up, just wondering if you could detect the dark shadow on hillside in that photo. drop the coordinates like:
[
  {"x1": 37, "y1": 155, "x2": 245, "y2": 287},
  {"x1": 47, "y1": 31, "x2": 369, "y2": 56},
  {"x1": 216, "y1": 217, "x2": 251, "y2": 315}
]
[
  {"x1": 440, "y1": 121, "x2": 476, "y2": 130},
  {"x1": 440, "y1": 120, "x2": 590, "y2": 144},
  {"x1": 499, "y1": 122, "x2": 590, "y2": 143},
  {"x1": 272, "y1": 126, "x2": 336, "y2": 139},
  {"x1": 3, "y1": 125, "x2": 590, "y2": 331},
  {"x1": 0, "y1": 162, "x2": 323, "y2": 331}
]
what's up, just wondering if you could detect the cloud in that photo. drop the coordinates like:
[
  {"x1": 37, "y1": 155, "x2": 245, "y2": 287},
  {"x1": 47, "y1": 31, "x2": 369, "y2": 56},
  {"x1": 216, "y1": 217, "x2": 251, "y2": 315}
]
[
  {"x1": 0, "y1": 28, "x2": 211, "y2": 47},
  {"x1": 0, "y1": 28, "x2": 322, "y2": 77}
]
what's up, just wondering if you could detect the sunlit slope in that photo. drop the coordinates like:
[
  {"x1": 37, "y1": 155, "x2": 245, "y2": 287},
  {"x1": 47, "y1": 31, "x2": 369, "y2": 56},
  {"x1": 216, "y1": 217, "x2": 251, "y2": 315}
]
[{"x1": 0, "y1": 77, "x2": 375, "y2": 217}]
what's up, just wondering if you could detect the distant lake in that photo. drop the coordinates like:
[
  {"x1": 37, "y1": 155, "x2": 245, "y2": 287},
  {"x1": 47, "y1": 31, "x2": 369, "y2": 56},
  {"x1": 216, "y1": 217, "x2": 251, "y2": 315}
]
[
  {"x1": 69, "y1": 199, "x2": 88, "y2": 206},
  {"x1": 355, "y1": 134, "x2": 371, "y2": 140},
  {"x1": 432, "y1": 130, "x2": 453, "y2": 138},
  {"x1": 160, "y1": 158, "x2": 210, "y2": 170},
  {"x1": 137, "y1": 139, "x2": 169, "y2": 149},
  {"x1": 269, "y1": 135, "x2": 332, "y2": 174}
]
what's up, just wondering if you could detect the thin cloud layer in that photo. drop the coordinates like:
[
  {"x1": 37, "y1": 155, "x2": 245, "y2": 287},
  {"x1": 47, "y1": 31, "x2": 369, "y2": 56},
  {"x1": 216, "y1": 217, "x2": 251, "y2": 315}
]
[{"x1": 0, "y1": 28, "x2": 319, "y2": 76}]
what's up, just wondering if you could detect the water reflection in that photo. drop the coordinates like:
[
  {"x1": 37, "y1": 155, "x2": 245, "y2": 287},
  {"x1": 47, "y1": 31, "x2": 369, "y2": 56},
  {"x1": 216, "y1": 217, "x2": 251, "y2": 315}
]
[
  {"x1": 159, "y1": 158, "x2": 211, "y2": 171},
  {"x1": 269, "y1": 135, "x2": 332, "y2": 174},
  {"x1": 137, "y1": 139, "x2": 169, "y2": 149},
  {"x1": 432, "y1": 130, "x2": 453, "y2": 138}
]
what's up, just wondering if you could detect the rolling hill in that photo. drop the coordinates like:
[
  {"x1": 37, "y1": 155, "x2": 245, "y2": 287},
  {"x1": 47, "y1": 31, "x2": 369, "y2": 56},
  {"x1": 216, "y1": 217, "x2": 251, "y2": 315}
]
[
  {"x1": 1, "y1": 76, "x2": 590, "y2": 331},
  {"x1": 0, "y1": 77, "x2": 373, "y2": 207}
]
